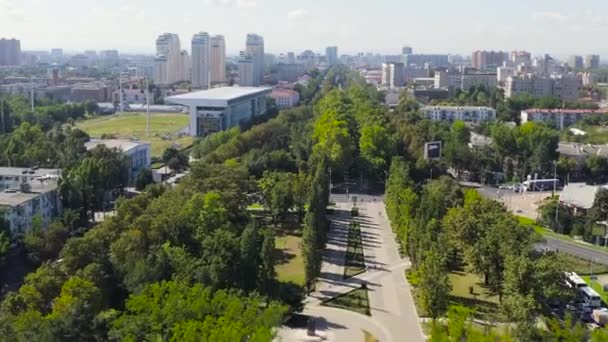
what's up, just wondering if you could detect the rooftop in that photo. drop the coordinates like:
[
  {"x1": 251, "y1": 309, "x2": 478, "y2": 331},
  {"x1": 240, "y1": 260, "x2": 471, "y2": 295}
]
[
  {"x1": 422, "y1": 106, "x2": 495, "y2": 111},
  {"x1": 523, "y1": 109, "x2": 607, "y2": 114},
  {"x1": 85, "y1": 139, "x2": 150, "y2": 153},
  {"x1": 560, "y1": 183, "x2": 607, "y2": 210},
  {"x1": 166, "y1": 86, "x2": 272, "y2": 102},
  {"x1": 0, "y1": 182, "x2": 59, "y2": 207}
]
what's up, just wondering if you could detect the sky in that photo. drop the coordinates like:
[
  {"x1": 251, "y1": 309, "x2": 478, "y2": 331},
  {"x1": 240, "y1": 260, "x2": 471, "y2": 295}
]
[{"x1": 1, "y1": 0, "x2": 608, "y2": 57}]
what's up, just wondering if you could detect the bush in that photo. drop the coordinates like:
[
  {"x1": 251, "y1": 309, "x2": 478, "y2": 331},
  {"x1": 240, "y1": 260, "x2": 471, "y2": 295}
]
[{"x1": 351, "y1": 207, "x2": 359, "y2": 217}]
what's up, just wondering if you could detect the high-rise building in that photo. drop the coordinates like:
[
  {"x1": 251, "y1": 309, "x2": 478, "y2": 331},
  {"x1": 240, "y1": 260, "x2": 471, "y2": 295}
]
[
  {"x1": 584, "y1": 54, "x2": 600, "y2": 69},
  {"x1": 99, "y1": 50, "x2": 120, "y2": 68},
  {"x1": 246, "y1": 34, "x2": 264, "y2": 86},
  {"x1": 154, "y1": 33, "x2": 183, "y2": 85},
  {"x1": 510, "y1": 51, "x2": 531, "y2": 65},
  {"x1": 403, "y1": 54, "x2": 449, "y2": 68},
  {"x1": 326, "y1": 46, "x2": 338, "y2": 66},
  {"x1": 568, "y1": 55, "x2": 584, "y2": 69},
  {"x1": 506, "y1": 74, "x2": 579, "y2": 101},
  {"x1": 238, "y1": 51, "x2": 255, "y2": 87},
  {"x1": 381, "y1": 62, "x2": 404, "y2": 88},
  {"x1": 0, "y1": 38, "x2": 21, "y2": 66},
  {"x1": 287, "y1": 52, "x2": 295, "y2": 64},
  {"x1": 191, "y1": 32, "x2": 210, "y2": 89},
  {"x1": 472, "y1": 51, "x2": 508, "y2": 69},
  {"x1": 50, "y1": 48, "x2": 63, "y2": 62},
  {"x1": 210, "y1": 35, "x2": 226, "y2": 84},
  {"x1": 402, "y1": 46, "x2": 413, "y2": 55},
  {"x1": 180, "y1": 50, "x2": 191, "y2": 82}
]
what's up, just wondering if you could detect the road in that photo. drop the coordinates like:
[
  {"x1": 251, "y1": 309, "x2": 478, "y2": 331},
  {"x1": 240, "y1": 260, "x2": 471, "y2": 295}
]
[
  {"x1": 278, "y1": 193, "x2": 425, "y2": 342},
  {"x1": 477, "y1": 186, "x2": 608, "y2": 266}
]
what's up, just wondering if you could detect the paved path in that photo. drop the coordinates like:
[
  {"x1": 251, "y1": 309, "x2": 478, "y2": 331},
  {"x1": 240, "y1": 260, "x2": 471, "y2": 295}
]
[{"x1": 279, "y1": 194, "x2": 425, "y2": 342}]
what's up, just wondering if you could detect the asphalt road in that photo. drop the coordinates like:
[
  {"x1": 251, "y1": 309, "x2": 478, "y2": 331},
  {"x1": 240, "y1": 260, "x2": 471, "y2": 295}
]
[{"x1": 477, "y1": 186, "x2": 608, "y2": 266}]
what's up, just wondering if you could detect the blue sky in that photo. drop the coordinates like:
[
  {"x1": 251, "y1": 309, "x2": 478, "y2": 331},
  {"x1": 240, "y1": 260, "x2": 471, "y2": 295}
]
[{"x1": 1, "y1": 0, "x2": 608, "y2": 57}]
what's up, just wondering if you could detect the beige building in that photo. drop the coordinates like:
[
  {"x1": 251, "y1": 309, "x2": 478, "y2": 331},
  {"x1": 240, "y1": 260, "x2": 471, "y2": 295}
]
[
  {"x1": 154, "y1": 33, "x2": 183, "y2": 85},
  {"x1": 210, "y1": 35, "x2": 226, "y2": 84},
  {"x1": 381, "y1": 62, "x2": 404, "y2": 88},
  {"x1": 505, "y1": 74, "x2": 579, "y2": 101}
]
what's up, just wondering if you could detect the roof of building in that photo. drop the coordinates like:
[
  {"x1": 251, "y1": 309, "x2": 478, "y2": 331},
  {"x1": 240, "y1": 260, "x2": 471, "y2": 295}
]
[
  {"x1": 0, "y1": 182, "x2": 59, "y2": 207},
  {"x1": 558, "y1": 143, "x2": 608, "y2": 158},
  {"x1": 560, "y1": 183, "x2": 606, "y2": 210},
  {"x1": 469, "y1": 132, "x2": 493, "y2": 147},
  {"x1": 166, "y1": 86, "x2": 272, "y2": 107},
  {"x1": 0, "y1": 167, "x2": 61, "y2": 178},
  {"x1": 269, "y1": 89, "x2": 298, "y2": 97},
  {"x1": 85, "y1": 139, "x2": 150, "y2": 153},
  {"x1": 422, "y1": 106, "x2": 496, "y2": 111}
]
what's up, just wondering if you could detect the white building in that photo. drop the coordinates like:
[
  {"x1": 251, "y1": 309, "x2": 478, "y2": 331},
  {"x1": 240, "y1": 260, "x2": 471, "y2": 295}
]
[
  {"x1": 246, "y1": 34, "x2": 264, "y2": 86},
  {"x1": 0, "y1": 167, "x2": 63, "y2": 236},
  {"x1": 154, "y1": 33, "x2": 183, "y2": 85},
  {"x1": 434, "y1": 70, "x2": 497, "y2": 90},
  {"x1": 269, "y1": 88, "x2": 300, "y2": 108},
  {"x1": 326, "y1": 46, "x2": 338, "y2": 66},
  {"x1": 210, "y1": 35, "x2": 226, "y2": 84},
  {"x1": 497, "y1": 66, "x2": 517, "y2": 83},
  {"x1": 192, "y1": 32, "x2": 210, "y2": 89},
  {"x1": 381, "y1": 62, "x2": 404, "y2": 88},
  {"x1": 180, "y1": 50, "x2": 191, "y2": 82},
  {"x1": 238, "y1": 51, "x2": 255, "y2": 87},
  {"x1": 84, "y1": 139, "x2": 151, "y2": 184},
  {"x1": 421, "y1": 106, "x2": 496, "y2": 123},
  {"x1": 166, "y1": 87, "x2": 272, "y2": 137},
  {"x1": 521, "y1": 109, "x2": 607, "y2": 130}
]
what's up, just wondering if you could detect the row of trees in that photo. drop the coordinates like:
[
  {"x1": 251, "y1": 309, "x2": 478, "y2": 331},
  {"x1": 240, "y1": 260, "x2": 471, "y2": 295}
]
[{"x1": 385, "y1": 157, "x2": 571, "y2": 340}]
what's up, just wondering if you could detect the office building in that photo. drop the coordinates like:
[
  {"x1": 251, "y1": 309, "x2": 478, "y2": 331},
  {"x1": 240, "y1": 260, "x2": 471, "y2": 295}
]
[
  {"x1": 421, "y1": 106, "x2": 496, "y2": 123},
  {"x1": 521, "y1": 109, "x2": 607, "y2": 130},
  {"x1": 210, "y1": 35, "x2": 226, "y2": 84},
  {"x1": 99, "y1": 50, "x2": 120, "y2": 67},
  {"x1": 472, "y1": 51, "x2": 508, "y2": 70},
  {"x1": 238, "y1": 51, "x2": 255, "y2": 86},
  {"x1": 584, "y1": 55, "x2": 600, "y2": 69},
  {"x1": 568, "y1": 55, "x2": 584, "y2": 69},
  {"x1": 246, "y1": 34, "x2": 264, "y2": 86},
  {"x1": 0, "y1": 167, "x2": 62, "y2": 236},
  {"x1": 154, "y1": 33, "x2": 183, "y2": 85},
  {"x1": 0, "y1": 38, "x2": 21, "y2": 66},
  {"x1": 506, "y1": 74, "x2": 579, "y2": 101},
  {"x1": 191, "y1": 32, "x2": 210, "y2": 89},
  {"x1": 402, "y1": 46, "x2": 413, "y2": 55},
  {"x1": 85, "y1": 139, "x2": 151, "y2": 184},
  {"x1": 277, "y1": 63, "x2": 305, "y2": 82},
  {"x1": 166, "y1": 86, "x2": 272, "y2": 137},
  {"x1": 136, "y1": 64, "x2": 154, "y2": 79},
  {"x1": 403, "y1": 54, "x2": 449, "y2": 68},
  {"x1": 326, "y1": 46, "x2": 338, "y2": 66},
  {"x1": 270, "y1": 88, "x2": 300, "y2": 108},
  {"x1": 381, "y1": 62, "x2": 404, "y2": 88}
]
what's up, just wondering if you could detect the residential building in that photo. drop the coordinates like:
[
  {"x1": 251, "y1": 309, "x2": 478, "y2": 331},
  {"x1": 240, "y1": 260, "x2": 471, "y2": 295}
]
[
  {"x1": 407, "y1": 87, "x2": 449, "y2": 104},
  {"x1": 298, "y1": 50, "x2": 317, "y2": 69},
  {"x1": 276, "y1": 63, "x2": 305, "y2": 82},
  {"x1": 568, "y1": 55, "x2": 584, "y2": 69},
  {"x1": 50, "y1": 48, "x2": 63, "y2": 62},
  {"x1": 0, "y1": 167, "x2": 62, "y2": 236},
  {"x1": 99, "y1": 50, "x2": 120, "y2": 68},
  {"x1": 497, "y1": 66, "x2": 517, "y2": 83},
  {"x1": 381, "y1": 62, "x2": 404, "y2": 88},
  {"x1": 404, "y1": 66, "x2": 430, "y2": 82},
  {"x1": 521, "y1": 109, "x2": 607, "y2": 130},
  {"x1": 166, "y1": 86, "x2": 272, "y2": 137},
  {"x1": 238, "y1": 51, "x2": 255, "y2": 86},
  {"x1": 0, "y1": 38, "x2": 21, "y2": 66},
  {"x1": 135, "y1": 64, "x2": 154, "y2": 79},
  {"x1": 584, "y1": 55, "x2": 600, "y2": 69},
  {"x1": 84, "y1": 139, "x2": 151, "y2": 184},
  {"x1": 402, "y1": 46, "x2": 413, "y2": 55},
  {"x1": 505, "y1": 74, "x2": 580, "y2": 101},
  {"x1": 560, "y1": 183, "x2": 608, "y2": 213},
  {"x1": 71, "y1": 82, "x2": 111, "y2": 102},
  {"x1": 326, "y1": 46, "x2": 338, "y2": 66},
  {"x1": 246, "y1": 34, "x2": 264, "y2": 86},
  {"x1": 210, "y1": 35, "x2": 226, "y2": 84},
  {"x1": 154, "y1": 33, "x2": 183, "y2": 85},
  {"x1": 434, "y1": 70, "x2": 497, "y2": 90},
  {"x1": 180, "y1": 50, "x2": 191, "y2": 82},
  {"x1": 192, "y1": 32, "x2": 210, "y2": 89},
  {"x1": 510, "y1": 51, "x2": 531, "y2": 65},
  {"x1": 403, "y1": 54, "x2": 449, "y2": 68},
  {"x1": 472, "y1": 50, "x2": 508, "y2": 70},
  {"x1": 421, "y1": 106, "x2": 496, "y2": 123},
  {"x1": 269, "y1": 88, "x2": 300, "y2": 108}
]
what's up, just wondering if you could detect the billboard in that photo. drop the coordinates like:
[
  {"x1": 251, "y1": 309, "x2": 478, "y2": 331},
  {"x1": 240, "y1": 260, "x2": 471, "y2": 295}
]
[{"x1": 424, "y1": 141, "x2": 442, "y2": 160}]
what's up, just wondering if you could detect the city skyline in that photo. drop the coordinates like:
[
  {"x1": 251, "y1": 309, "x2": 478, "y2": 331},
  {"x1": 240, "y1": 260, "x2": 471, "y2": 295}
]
[{"x1": 2, "y1": 0, "x2": 608, "y2": 57}]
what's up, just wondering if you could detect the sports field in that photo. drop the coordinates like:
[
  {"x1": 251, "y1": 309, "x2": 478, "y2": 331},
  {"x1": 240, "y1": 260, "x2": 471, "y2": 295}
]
[{"x1": 76, "y1": 112, "x2": 192, "y2": 157}]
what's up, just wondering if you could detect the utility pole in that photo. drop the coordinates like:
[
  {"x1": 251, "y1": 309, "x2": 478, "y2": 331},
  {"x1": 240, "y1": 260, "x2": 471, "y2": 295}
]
[{"x1": 146, "y1": 78, "x2": 150, "y2": 137}]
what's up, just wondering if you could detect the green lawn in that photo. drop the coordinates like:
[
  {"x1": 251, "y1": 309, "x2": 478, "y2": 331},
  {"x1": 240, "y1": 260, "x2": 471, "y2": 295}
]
[
  {"x1": 563, "y1": 253, "x2": 608, "y2": 275},
  {"x1": 75, "y1": 112, "x2": 192, "y2": 157},
  {"x1": 583, "y1": 276, "x2": 608, "y2": 303},
  {"x1": 322, "y1": 287, "x2": 371, "y2": 316},
  {"x1": 275, "y1": 233, "x2": 305, "y2": 286},
  {"x1": 561, "y1": 124, "x2": 608, "y2": 145},
  {"x1": 448, "y1": 272, "x2": 501, "y2": 320},
  {"x1": 344, "y1": 222, "x2": 366, "y2": 278}
]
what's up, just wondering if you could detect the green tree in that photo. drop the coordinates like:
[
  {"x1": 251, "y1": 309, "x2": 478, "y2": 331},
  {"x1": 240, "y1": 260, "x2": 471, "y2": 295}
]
[
  {"x1": 419, "y1": 247, "x2": 451, "y2": 319},
  {"x1": 135, "y1": 168, "x2": 154, "y2": 191}
]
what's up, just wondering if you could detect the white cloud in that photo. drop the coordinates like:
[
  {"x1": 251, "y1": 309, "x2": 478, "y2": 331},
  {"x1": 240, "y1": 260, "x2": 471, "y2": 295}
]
[
  {"x1": 532, "y1": 11, "x2": 567, "y2": 22},
  {"x1": 203, "y1": 0, "x2": 256, "y2": 9},
  {"x1": 288, "y1": 8, "x2": 308, "y2": 20}
]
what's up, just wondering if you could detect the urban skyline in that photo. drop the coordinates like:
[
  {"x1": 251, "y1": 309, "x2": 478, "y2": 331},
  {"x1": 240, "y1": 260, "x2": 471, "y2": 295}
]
[{"x1": 2, "y1": 0, "x2": 608, "y2": 57}]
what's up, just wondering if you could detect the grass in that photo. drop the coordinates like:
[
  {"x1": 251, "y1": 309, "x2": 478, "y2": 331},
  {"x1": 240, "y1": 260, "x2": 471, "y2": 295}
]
[
  {"x1": 75, "y1": 112, "x2": 192, "y2": 157},
  {"x1": 448, "y1": 271, "x2": 501, "y2": 321},
  {"x1": 275, "y1": 229, "x2": 305, "y2": 286},
  {"x1": 344, "y1": 222, "x2": 365, "y2": 278},
  {"x1": 583, "y1": 275, "x2": 608, "y2": 303},
  {"x1": 562, "y1": 124, "x2": 608, "y2": 145},
  {"x1": 322, "y1": 287, "x2": 371, "y2": 316},
  {"x1": 362, "y1": 329, "x2": 379, "y2": 342},
  {"x1": 563, "y1": 253, "x2": 608, "y2": 275}
]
